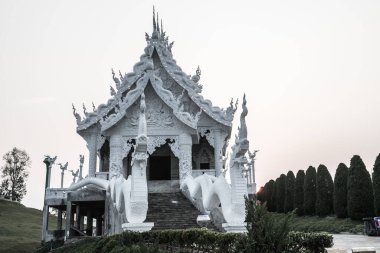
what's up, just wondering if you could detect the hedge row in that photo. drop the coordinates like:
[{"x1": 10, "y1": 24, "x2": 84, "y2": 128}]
[
  {"x1": 91, "y1": 229, "x2": 333, "y2": 253},
  {"x1": 288, "y1": 231, "x2": 333, "y2": 253}
]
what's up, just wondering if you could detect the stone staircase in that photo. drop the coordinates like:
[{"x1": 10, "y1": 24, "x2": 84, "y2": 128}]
[{"x1": 146, "y1": 192, "x2": 217, "y2": 230}]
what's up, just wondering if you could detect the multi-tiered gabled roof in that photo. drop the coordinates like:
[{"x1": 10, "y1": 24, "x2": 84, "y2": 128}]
[{"x1": 73, "y1": 8, "x2": 238, "y2": 134}]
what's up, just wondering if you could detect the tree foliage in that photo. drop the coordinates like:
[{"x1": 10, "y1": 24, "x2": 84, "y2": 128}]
[
  {"x1": 275, "y1": 174, "x2": 287, "y2": 213},
  {"x1": 315, "y1": 164, "x2": 334, "y2": 217},
  {"x1": 372, "y1": 154, "x2": 380, "y2": 216},
  {"x1": 304, "y1": 166, "x2": 317, "y2": 215},
  {"x1": 347, "y1": 155, "x2": 374, "y2": 220},
  {"x1": 245, "y1": 197, "x2": 292, "y2": 253},
  {"x1": 333, "y1": 163, "x2": 349, "y2": 218},
  {"x1": 284, "y1": 171, "x2": 295, "y2": 213},
  {"x1": 0, "y1": 147, "x2": 31, "y2": 201},
  {"x1": 294, "y1": 170, "x2": 305, "y2": 216},
  {"x1": 256, "y1": 186, "x2": 265, "y2": 203}
]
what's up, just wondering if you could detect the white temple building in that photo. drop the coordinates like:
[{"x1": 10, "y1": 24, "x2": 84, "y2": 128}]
[{"x1": 41, "y1": 8, "x2": 257, "y2": 242}]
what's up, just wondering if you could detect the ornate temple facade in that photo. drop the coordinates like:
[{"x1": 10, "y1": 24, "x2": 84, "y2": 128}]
[{"x1": 41, "y1": 9, "x2": 256, "y2": 242}]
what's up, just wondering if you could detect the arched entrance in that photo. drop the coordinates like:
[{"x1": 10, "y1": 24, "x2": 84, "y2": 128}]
[{"x1": 147, "y1": 143, "x2": 179, "y2": 181}]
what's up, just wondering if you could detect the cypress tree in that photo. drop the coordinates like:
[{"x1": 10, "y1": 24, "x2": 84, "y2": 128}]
[
  {"x1": 316, "y1": 164, "x2": 334, "y2": 217},
  {"x1": 275, "y1": 174, "x2": 287, "y2": 213},
  {"x1": 347, "y1": 155, "x2": 375, "y2": 220},
  {"x1": 284, "y1": 171, "x2": 295, "y2": 213},
  {"x1": 265, "y1": 180, "x2": 275, "y2": 212},
  {"x1": 333, "y1": 163, "x2": 349, "y2": 218},
  {"x1": 304, "y1": 166, "x2": 317, "y2": 215},
  {"x1": 272, "y1": 178, "x2": 278, "y2": 212},
  {"x1": 294, "y1": 170, "x2": 305, "y2": 215},
  {"x1": 372, "y1": 154, "x2": 380, "y2": 216}
]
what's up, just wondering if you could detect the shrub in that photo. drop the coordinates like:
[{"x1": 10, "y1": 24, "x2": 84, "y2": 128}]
[
  {"x1": 245, "y1": 197, "x2": 292, "y2": 252},
  {"x1": 284, "y1": 171, "x2": 296, "y2": 213},
  {"x1": 287, "y1": 231, "x2": 333, "y2": 253},
  {"x1": 347, "y1": 155, "x2": 375, "y2": 220},
  {"x1": 315, "y1": 165, "x2": 334, "y2": 217},
  {"x1": 372, "y1": 154, "x2": 380, "y2": 216},
  {"x1": 294, "y1": 170, "x2": 305, "y2": 215},
  {"x1": 304, "y1": 166, "x2": 317, "y2": 215},
  {"x1": 333, "y1": 163, "x2": 349, "y2": 218}
]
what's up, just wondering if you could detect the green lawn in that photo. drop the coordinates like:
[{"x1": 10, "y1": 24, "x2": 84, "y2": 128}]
[
  {"x1": 269, "y1": 212, "x2": 364, "y2": 234},
  {"x1": 0, "y1": 199, "x2": 55, "y2": 253}
]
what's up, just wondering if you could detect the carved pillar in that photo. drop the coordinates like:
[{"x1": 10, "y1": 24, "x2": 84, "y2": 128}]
[
  {"x1": 179, "y1": 133, "x2": 192, "y2": 182},
  {"x1": 96, "y1": 217, "x2": 102, "y2": 236},
  {"x1": 87, "y1": 133, "x2": 98, "y2": 177},
  {"x1": 65, "y1": 201, "x2": 72, "y2": 238},
  {"x1": 41, "y1": 204, "x2": 49, "y2": 241},
  {"x1": 213, "y1": 129, "x2": 223, "y2": 177},
  {"x1": 87, "y1": 210, "x2": 93, "y2": 236},
  {"x1": 75, "y1": 205, "x2": 81, "y2": 229},
  {"x1": 57, "y1": 209, "x2": 62, "y2": 230},
  {"x1": 110, "y1": 135, "x2": 124, "y2": 178}
]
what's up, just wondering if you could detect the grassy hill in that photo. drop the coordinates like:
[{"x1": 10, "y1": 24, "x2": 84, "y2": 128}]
[{"x1": 0, "y1": 199, "x2": 47, "y2": 253}]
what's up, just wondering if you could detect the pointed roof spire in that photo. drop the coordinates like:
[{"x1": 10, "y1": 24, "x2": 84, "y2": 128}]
[
  {"x1": 161, "y1": 19, "x2": 163, "y2": 34},
  {"x1": 153, "y1": 6, "x2": 156, "y2": 31},
  {"x1": 157, "y1": 12, "x2": 160, "y2": 34}
]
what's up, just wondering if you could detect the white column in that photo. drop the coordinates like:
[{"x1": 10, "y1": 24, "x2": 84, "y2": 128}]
[
  {"x1": 179, "y1": 133, "x2": 192, "y2": 182},
  {"x1": 213, "y1": 129, "x2": 223, "y2": 177},
  {"x1": 87, "y1": 134, "x2": 98, "y2": 177},
  {"x1": 110, "y1": 135, "x2": 123, "y2": 177}
]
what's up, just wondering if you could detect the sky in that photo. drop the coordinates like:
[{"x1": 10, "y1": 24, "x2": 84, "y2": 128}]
[{"x1": 0, "y1": 0, "x2": 379, "y2": 210}]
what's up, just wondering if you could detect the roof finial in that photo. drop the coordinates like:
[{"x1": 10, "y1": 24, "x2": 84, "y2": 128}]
[
  {"x1": 161, "y1": 19, "x2": 163, "y2": 34},
  {"x1": 157, "y1": 12, "x2": 160, "y2": 34},
  {"x1": 153, "y1": 6, "x2": 156, "y2": 31}
]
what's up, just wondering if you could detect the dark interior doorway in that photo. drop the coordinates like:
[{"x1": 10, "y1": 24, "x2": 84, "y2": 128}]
[{"x1": 149, "y1": 156, "x2": 171, "y2": 180}]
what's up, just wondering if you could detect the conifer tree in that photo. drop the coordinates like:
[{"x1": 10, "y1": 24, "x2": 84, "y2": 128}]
[
  {"x1": 316, "y1": 164, "x2": 334, "y2": 216},
  {"x1": 272, "y1": 178, "x2": 278, "y2": 212},
  {"x1": 265, "y1": 180, "x2": 275, "y2": 212},
  {"x1": 284, "y1": 171, "x2": 295, "y2": 213},
  {"x1": 333, "y1": 163, "x2": 349, "y2": 218},
  {"x1": 275, "y1": 174, "x2": 287, "y2": 213},
  {"x1": 304, "y1": 166, "x2": 317, "y2": 215},
  {"x1": 372, "y1": 154, "x2": 380, "y2": 216},
  {"x1": 294, "y1": 170, "x2": 305, "y2": 215},
  {"x1": 347, "y1": 155, "x2": 375, "y2": 220}
]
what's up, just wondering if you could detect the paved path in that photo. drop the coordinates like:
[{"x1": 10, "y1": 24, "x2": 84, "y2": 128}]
[{"x1": 333, "y1": 234, "x2": 380, "y2": 252}]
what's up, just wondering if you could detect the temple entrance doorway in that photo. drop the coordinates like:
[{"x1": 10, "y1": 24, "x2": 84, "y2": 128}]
[
  {"x1": 149, "y1": 156, "x2": 171, "y2": 180},
  {"x1": 147, "y1": 142, "x2": 179, "y2": 193}
]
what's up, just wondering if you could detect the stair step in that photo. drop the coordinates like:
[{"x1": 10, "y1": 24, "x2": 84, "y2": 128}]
[{"x1": 146, "y1": 192, "x2": 218, "y2": 231}]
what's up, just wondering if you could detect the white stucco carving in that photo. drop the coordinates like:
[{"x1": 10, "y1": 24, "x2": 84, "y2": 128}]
[
  {"x1": 181, "y1": 95, "x2": 249, "y2": 233},
  {"x1": 121, "y1": 137, "x2": 134, "y2": 158},
  {"x1": 198, "y1": 127, "x2": 215, "y2": 148}
]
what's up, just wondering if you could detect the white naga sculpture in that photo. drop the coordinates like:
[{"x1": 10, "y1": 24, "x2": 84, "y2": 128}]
[
  {"x1": 181, "y1": 95, "x2": 250, "y2": 232},
  {"x1": 68, "y1": 93, "x2": 153, "y2": 233}
]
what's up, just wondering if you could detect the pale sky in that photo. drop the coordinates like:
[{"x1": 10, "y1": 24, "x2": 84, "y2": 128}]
[{"x1": 0, "y1": 0, "x2": 379, "y2": 210}]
